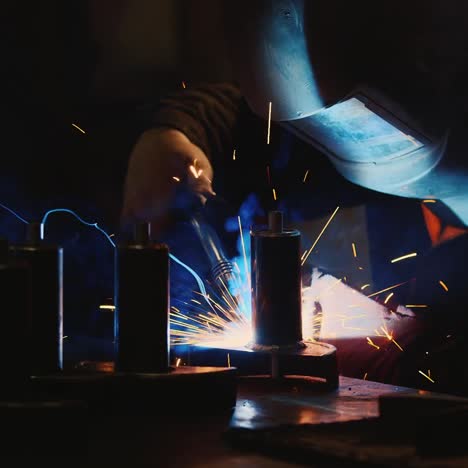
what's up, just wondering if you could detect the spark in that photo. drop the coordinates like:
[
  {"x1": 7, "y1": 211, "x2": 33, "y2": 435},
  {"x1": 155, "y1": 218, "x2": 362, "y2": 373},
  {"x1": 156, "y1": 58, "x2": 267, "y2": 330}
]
[
  {"x1": 390, "y1": 252, "x2": 417, "y2": 263},
  {"x1": 366, "y1": 337, "x2": 380, "y2": 350},
  {"x1": 176, "y1": 358, "x2": 181, "y2": 367},
  {"x1": 418, "y1": 370, "x2": 435, "y2": 383},
  {"x1": 233, "y1": 149, "x2": 236, "y2": 161},
  {"x1": 367, "y1": 281, "x2": 407, "y2": 298},
  {"x1": 363, "y1": 372, "x2": 368, "y2": 380},
  {"x1": 301, "y1": 250, "x2": 308, "y2": 262},
  {"x1": 392, "y1": 339, "x2": 404, "y2": 352},
  {"x1": 267, "y1": 101, "x2": 272, "y2": 144},
  {"x1": 303, "y1": 170, "x2": 310, "y2": 183},
  {"x1": 361, "y1": 284, "x2": 370, "y2": 291},
  {"x1": 301, "y1": 206, "x2": 340, "y2": 266},
  {"x1": 191, "y1": 299, "x2": 202, "y2": 305},
  {"x1": 172, "y1": 176, "x2": 180, "y2": 182},
  {"x1": 62, "y1": 336, "x2": 68, "y2": 340},
  {"x1": 99, "y1": 305, "x2": 115, "y2": 311},
  {"x1": 72, "y1": 123, "x2": 86, "y2": 134},
  {"x1": 189, "y1": 165, "x2": 199, "y2": 179},
  {"x1": 352, "y1": 243, "x2": 357, "y2": 258},
  {"x1": 384, "y1": 292, "x2": 394, "y2": 304},
  {"x1": 422, "y1": 199, "x2": 437, "y2": 203},
  {"x1": 405, "y1": 304, "x2": 428, "y2": 308},
  {"x1": 439, "y1": 280, "x2": 449, "y2": 292},
  {"x1": 182, "y1": 81, "x2": 186, "y2": 89},
  {"x1": 272, "y1": 188, "x2": 277, "y2": 201},
  {"x1": 227, "y1": 353, "x2": 231, "y2": 368}
]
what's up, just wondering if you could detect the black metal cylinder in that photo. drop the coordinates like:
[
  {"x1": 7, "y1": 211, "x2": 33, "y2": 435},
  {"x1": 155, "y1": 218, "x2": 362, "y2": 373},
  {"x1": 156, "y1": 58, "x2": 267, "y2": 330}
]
[
  {"x1": 0, "y1": 238, "x2": 31, "y2": 396},
  {"x1": 11, "y1": 223, "x2": 63, "y2": 374},
  {"x1": 115, "y1": 223, "x2": 170, "y2": 373},
  {"x1": 251, "y1": 212, "x2": 302, "y2": 346}
]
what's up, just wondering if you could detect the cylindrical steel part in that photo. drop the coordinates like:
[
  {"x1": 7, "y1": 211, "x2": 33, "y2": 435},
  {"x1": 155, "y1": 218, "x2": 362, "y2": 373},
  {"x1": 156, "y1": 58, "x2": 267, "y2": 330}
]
[
  {"x1": 0, "y1": 242, "x2": 31, "y2": 397},
  {"x1": 115, "y1": 234, "x2": 170, "y2": 373},
  {"x1": 251, "y1": 221, "x2": 302, "y2": 346},
  {"x1": 11, "y1": 243, "x2": 63, "y2": 374}
]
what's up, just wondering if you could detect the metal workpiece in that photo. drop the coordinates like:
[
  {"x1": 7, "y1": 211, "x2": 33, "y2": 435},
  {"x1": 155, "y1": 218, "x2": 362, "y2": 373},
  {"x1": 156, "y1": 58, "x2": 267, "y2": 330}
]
[
  {"x1": 11, "y1": 222, "x2": 63, "y2": 375},
  {"x1": 114, "y1": 222, "x2": 170, "y2": 373},
  {"x1": 0, "y1": 238, "x2": 32, "y2": 397},
  {"x1": 251, "y1": 211, "x2": 302, "y2": 347}
]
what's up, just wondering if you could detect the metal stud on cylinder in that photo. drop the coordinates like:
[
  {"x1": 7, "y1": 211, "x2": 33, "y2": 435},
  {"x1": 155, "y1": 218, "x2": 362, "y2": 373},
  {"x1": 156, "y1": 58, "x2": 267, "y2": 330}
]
[
  {"x1": 115, "y1": 222, "x2": 170, "y2": 373},
  {"x1": 251, "y1": 211, "x2": 302, "y2": 347}
]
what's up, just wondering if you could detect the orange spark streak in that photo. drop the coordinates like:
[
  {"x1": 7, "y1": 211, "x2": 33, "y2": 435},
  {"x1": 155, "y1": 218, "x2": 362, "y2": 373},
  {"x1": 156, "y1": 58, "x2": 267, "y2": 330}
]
[
  {"x1": 422, "y1": 199, "x2": 436, "y2": 203},
  {"x1": 182, "y1": 81, "x2": 186, "y2": 89},
  {"x1": 352, "y1": 243, "x2": 357, "y2": 258},
  {"x1": 360, "y1": 284, "x2": 370, "y2": 290},
  {"x1": 99, "y1": 305, "x2": 115, "y2": 311},
  {"x1": 391, "y1": 252, "x2": 417, "y2": 263},
  {"x1": 392, "y1": 339, "x2": 404, "y2": 351},
  {"x1": 418, "y1": 370, "x2": 435, "y2": 383},
  {"x1": 303, "y1": 170, "x2": 310, "y2": 183},
  {"x1": 233, "y1": 149, "x2": 236, "y2": 160},
  {"x1": 172, "y1": 176, "x2": 180, "y2": 182},
  {"x1": 405, "y1": 304, "x2": 428, "y2": 308},
  {"x1": 227, "y1": 353, "x2": 231, "y2": 368},
  {"x1": 384, "y1": 292, "x2": 394, "y2": 304},
  {"x1": 189, "y1": 165, "x2": 199, "y2": 178},
  {"x1": 272, "y1": 188, "x2": 277, "y2": 200},
  {"x1": 439, "y1": 280, "x2": 449, "y2": 292},
  {"x1": 366, "y1": 337, "x2": 380, "y2": 350},
  {"x1": 367, "y1": 281, "x2": 407, "y2": 298},
  {"x1": 302, "y1": 206, "x2": 340, "y2": 266},
  {"x1": 72, "y1": 123, "x2": 86, "y2": 134},
  {"x1": 363, "y1": 372, "x2": 368, "y2": 380},
  {"x1": 176, "y1": 358, "x2": 181, "y2": 367}
]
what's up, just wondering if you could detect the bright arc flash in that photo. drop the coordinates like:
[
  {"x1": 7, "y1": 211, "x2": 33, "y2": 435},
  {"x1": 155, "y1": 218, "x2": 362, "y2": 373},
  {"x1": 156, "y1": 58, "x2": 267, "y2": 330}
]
[
  {"x1": 301, "y1": 206, "x2": 340, "y2": 266},
  {"x1": 391, "y1": 252, "x2": 417, "y2": 263}
]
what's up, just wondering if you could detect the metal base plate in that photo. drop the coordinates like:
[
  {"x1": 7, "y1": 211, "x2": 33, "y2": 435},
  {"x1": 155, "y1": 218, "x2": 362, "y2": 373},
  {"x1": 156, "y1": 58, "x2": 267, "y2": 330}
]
[
  {"x1": 30, "y1": 365, "x2": 237, "y2": 414},
  {"x1": 180, "y1": 340, "x2": 339, "y2": 389}
]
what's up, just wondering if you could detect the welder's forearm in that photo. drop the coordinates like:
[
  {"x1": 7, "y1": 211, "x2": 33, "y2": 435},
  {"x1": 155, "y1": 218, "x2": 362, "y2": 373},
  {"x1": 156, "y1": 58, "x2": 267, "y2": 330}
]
[{"x1": 152, "y1": 83, "x2": 243, "y2": 163}]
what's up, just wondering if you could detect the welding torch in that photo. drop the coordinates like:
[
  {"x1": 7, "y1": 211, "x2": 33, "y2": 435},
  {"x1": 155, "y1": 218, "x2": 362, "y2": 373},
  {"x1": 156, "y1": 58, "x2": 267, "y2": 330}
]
[{"x1": 190, "y1": 211, "x2": 241, "y2": 311}]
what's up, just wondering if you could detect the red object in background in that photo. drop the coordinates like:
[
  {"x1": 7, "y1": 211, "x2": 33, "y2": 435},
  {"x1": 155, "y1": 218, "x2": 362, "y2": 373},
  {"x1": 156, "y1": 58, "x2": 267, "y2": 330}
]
[{"x1": 421, "y1": 203, "x2": 468, "y2": 247}]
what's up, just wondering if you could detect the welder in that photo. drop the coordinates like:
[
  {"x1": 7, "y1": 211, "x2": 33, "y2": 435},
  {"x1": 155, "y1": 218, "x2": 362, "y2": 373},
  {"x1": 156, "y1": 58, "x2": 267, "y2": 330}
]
[{"x1": 121, "y1": 1, "x2": 468, "y2": 395}]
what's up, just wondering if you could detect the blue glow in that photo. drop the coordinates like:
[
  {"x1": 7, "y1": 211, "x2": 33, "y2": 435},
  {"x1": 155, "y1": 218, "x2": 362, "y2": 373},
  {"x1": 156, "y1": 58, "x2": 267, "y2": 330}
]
[
  {"x1": 305, "y1": 97, "x2": 424, "y2": 163},
  {"x1": 169, "y1": 253, "x2": 212, "y2": 308},
  {"x1": 41, "y1": 209, "x2": 116, "y2": 248},
  {"x1": 0, "y1": 202, "x2": 29, "y2": 224}
]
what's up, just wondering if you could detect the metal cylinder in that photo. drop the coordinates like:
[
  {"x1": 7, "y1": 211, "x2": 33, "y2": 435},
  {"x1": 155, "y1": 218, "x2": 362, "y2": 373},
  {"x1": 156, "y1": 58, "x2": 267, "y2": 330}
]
[
  {"x1": 251, "y1": 211, "x2": 302, "y2": 346},
  {"x1": 0, "y1": 238, "x2": 31, "y2": 397},
  {"x1": 115, "y1": 223, "x2": 170, "y2": 373},
  {"x1": 11, "y1": 222, "x2": 63, "y2": 375}
]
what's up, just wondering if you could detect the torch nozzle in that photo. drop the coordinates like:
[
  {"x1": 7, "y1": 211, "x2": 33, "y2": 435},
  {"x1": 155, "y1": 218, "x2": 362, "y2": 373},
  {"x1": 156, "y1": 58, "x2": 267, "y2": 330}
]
[{"x1": 190, "y1": 213, "x2": 241, "y2": 310}]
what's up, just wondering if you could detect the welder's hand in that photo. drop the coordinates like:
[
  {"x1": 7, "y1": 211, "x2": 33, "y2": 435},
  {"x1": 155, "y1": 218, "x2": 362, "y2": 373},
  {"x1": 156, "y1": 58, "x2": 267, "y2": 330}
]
[{"x1": 121, "y1": 128, "x2": 215, "y2": 234}]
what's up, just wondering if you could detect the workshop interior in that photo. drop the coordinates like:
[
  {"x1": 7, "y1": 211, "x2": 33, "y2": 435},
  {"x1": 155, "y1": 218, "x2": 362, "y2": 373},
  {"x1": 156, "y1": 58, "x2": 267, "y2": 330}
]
[{"x1": 2, "y1": 1, "x2": 468, "y2": 466}]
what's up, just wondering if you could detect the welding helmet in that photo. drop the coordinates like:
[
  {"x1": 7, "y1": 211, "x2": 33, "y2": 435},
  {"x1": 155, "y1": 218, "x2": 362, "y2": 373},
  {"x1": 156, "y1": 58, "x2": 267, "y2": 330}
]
[{"x1": 226, "y1": 0, "x2": 468, "y2": 225}]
